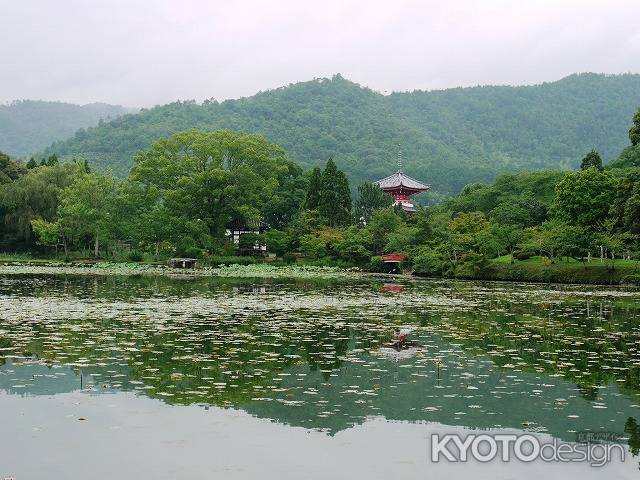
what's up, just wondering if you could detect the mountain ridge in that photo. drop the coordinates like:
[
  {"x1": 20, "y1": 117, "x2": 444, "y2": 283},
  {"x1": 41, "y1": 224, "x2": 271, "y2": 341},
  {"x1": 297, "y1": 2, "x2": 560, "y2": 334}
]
[
  {"x1": 0, "y1": 100, "x2": 134, "y2": 158},
  {"x1": 31, "y1": 73, "x2": 640, "y2": 194}
]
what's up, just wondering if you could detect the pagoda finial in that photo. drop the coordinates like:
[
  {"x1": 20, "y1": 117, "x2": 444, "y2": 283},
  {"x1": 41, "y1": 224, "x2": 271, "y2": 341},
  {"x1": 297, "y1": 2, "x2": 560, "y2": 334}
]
[{"x1": 397, "y1": 145, "x2": 402, "y2": 172}]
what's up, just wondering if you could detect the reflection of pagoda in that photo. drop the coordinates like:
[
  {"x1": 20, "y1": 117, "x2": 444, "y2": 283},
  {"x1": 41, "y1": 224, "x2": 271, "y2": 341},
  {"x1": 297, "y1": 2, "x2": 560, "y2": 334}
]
[{"x1": 374, "y1": 169, "x2": 430, "y2": 214}]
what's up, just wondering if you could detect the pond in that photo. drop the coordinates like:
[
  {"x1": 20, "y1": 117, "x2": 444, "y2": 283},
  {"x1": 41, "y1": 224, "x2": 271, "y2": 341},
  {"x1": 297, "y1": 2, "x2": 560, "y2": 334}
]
[{"x1": 1, "y1": 272, "x2": 639, "y2": 479}]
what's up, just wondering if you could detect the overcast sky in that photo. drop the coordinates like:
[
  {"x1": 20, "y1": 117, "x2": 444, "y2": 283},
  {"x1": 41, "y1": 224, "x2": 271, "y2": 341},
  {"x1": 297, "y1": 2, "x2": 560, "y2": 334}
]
[{"x1": 2, "y1": 0, "x2": 640, "y2": 107}]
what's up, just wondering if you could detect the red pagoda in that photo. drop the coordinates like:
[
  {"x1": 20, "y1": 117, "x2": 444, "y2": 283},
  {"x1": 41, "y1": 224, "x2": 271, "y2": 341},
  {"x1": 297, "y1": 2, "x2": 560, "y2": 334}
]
[{"x1": 374, "y1": 170, "x2": 430, "y2": 213}]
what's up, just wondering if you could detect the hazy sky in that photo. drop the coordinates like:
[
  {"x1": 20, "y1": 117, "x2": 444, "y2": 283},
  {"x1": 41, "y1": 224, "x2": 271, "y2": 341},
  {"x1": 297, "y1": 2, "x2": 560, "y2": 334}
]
[{"x1": 2, "y1": 0, "x2": 640, "y2": 107}]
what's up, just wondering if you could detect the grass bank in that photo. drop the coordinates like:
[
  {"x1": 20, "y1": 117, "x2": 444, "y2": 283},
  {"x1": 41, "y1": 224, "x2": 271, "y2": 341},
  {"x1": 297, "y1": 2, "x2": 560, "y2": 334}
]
[{"x1": 473, "y1": 256, "x2": 640, "y2": 285}]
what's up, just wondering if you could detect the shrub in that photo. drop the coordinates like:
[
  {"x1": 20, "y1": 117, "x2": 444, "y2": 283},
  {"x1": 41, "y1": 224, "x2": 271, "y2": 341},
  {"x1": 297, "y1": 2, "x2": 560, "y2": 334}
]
[
  {"x1": 623, "y1": 274, "x2": 640, "y2": 285},
  {"x1": 207, "y1": 256, "x2": 260, "y2": 266},
  {"x1": 282, "y1": 253, "x2": 297, "y2": 264},
  {"x1": 413, "y1": 248, "x2": 446, "y2": 276},
  {"x1": 128, "y1": 251, "x2": 144, "y2": 262},
  {"x1": 369, "y1": 256, "x2": 384, "y2": 272},
  {"x1": 182, "y1": 246, "x2": 203, "y2": 259},
  {"x1": 455, "y1": 252, "x2": 491, "y2": 278},
  {"x1": 515, "y1": 251, "x2": 534, "y2": 261}
]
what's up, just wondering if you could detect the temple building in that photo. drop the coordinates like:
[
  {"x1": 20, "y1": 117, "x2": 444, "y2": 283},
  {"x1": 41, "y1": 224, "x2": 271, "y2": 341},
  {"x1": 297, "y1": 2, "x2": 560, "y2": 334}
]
[{"x1": 374, "y1": 170, "x2": 430, "y2": 213}]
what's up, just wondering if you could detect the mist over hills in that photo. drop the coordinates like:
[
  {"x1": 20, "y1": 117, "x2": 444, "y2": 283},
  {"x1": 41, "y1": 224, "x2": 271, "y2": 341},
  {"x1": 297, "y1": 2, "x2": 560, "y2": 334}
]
[
  {"x1": 0, "y1": 100, "x2": 133, "y2": 158},
  {"x1": 12, "y1": 73, "x2": 640, "y2": 194}
]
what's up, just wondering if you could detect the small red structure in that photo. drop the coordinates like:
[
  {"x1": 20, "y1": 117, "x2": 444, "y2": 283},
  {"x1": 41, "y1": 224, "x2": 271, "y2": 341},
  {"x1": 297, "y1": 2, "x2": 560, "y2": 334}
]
[
  {"x1": 375, "y1": 171, "x2": 430, "y2": 213},
  {"x1": 382, "y1": 253, "x2": 407, "y2": 263},
  {"x1": 382, "y1": 283, "x2": 405, "y2": 293}
]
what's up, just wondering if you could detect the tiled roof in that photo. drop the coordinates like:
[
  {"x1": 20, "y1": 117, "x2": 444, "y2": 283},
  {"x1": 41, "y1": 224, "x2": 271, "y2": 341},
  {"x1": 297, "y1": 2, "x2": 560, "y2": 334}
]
[{"x1": 374, "y1": 171, "x2": 430, "y2": 191}]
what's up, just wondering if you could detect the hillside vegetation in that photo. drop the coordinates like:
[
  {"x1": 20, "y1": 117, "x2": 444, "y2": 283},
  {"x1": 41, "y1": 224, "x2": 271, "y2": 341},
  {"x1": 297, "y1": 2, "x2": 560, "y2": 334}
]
[
  {"x1": 1, "y1": 104, "x2": 640, "y2": 287},
  {"x1": 0, "y1": 100, "x2": 131, "y2": 157},
  {"x1": 42, "y1": 73, "x2": 640, "y2": 195}
]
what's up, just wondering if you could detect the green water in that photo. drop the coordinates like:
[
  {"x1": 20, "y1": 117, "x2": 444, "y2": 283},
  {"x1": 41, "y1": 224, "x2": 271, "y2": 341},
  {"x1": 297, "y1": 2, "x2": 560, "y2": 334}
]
[{"x1": 1, "y1": 273, "x2": 639, "y2": 478}]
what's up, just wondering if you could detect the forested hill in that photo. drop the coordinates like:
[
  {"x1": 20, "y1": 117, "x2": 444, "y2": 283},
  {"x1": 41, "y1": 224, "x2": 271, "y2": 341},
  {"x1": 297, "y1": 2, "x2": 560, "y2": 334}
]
[
  {"x1": 0, "y1": 100, "x2": 132, "y2": 157},
  {"x1": 44, "y1": 73, "x2": 640, "y2": 195}
]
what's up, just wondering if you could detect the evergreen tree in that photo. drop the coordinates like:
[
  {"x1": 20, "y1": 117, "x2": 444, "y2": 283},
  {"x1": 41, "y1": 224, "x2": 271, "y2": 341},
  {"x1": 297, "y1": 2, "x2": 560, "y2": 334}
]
[
  {"x1": 580, "y1": 150, "x2": 603, "y2": 170},
  {"x1": 26, "y1": 157, "x2": 37, "y2": 169},
  {"x1": 335, "y1": 170, "x2": 352, "y2": 226},
  {"x1": 40, "y1": 154, "x2": 59, "y2": 167},
  {"x1": 305, "y1": 167, "x2": 322, "y2": 209},
  {"x1": 318, "y1": 159, "x2": 352, "y2": 227},
  {"x1": 630, "y1": 108, "x2": 640, "y2": 146}
]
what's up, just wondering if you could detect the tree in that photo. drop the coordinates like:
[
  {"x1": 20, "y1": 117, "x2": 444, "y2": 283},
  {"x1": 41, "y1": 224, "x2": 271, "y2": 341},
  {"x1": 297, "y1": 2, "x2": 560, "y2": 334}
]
[
  {"x1": 40, "y1": 154, "x2": 58, "y2": 167},
  {"x1": 334, "y1": 226, "x2": 372, "y2": 264},
  {"x1": 0, "y1": 151, "x2": 25, "y2": 184},
  {"x1": 58, "y1": 172, "x2": 119, "y2": 256},
  {"x1": 30, "y1": 218, "x2": 64, "y2": 255},
  {"x1": 526, "y1": 221, "x2": 591, "y2": 262},
  {"x1": 609, "y1": 170, "x2": 640, "y2": 234},
  {"x1": 630, "y1": 108, "x2": 640, "y2": 146},
  {"x1": 444, "y1": 212, "x2": 491, "y2": 262},
  {"x1": 263, "y1": 230, "x2": 291, "y2": 257},
  {"x1": 317, "y1": 159, "x2": 351, "y2": 227},
  {"x1": 384, "y1": 225, "x2": 419, "y2": 253},
  {"x1": 261, "y1": 162, "x2": 307, "y2": 229},
  {"x1": 304, "y1": 167, "x2": 322, "y2": 210},
  {"x1": 551, "y1": 168, "x2": 616, "y2": 229},
  {"x1": 367, "y1": 208, "x2": 405, "y2": 254},
  {"x1": 299, "y1": 234, "x2": 327, "y2": 258},
  {"x1": 484, "y1": 224, "x2": 527, "y2": 261},
  {"x1": 354, "y1": 182, "x2": 392, "y2": 223},
  {"x1": 0, "y1": 163, "x2": 80, "y2": 248},
  {"x1": 413, "y1": 246, "x2": 447, "y2": 276},
  {"x1": 580, "y1": 150, "x2": 603, "y2": 171},
  {"x1": 130, "y1": 130, "x2": 291, "y2": 247}
]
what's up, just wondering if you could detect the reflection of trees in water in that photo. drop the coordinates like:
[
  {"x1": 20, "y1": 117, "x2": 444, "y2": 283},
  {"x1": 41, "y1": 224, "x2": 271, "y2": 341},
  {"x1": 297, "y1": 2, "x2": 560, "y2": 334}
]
[
  {"x1": 415, "y1": 297, "x2": 640, "y2": 398},
  {"x1": 625, "y1": 417, "x2": 640, "y2": 456},
  {"x1": 0, "y1": 273, "x2": 355, "y2": 302},
  {"x1": 9, "y1": 311, "x2": 389, "y2": 407},
  {"x1": 0, "y1": 337, "x2": 11, "y2": 366}
]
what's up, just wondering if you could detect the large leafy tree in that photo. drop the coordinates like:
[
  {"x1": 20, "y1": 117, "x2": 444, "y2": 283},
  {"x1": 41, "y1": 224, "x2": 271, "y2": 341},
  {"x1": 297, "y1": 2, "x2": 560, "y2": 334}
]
[
  {"x1": 130, "y1": 129, "x2": 291, "y2": 249},
  {"x1": 57, "y1": 172, "x2": 119, "y2": 256},
  {"x1": 261, "y1": 162, "x2": 307, "y2": 229},
  {"x1": 551, "y1": 168, "x2": 616, "y2": 229}
]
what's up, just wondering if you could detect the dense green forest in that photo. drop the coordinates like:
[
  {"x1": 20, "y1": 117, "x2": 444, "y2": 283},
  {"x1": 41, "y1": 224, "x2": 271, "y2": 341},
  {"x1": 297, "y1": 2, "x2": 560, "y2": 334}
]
[
  {"x1": 40, "y1": 73, "x2": 640, "y2": 195},
  {"x1": 1, "y1": 107, "x2": 640, "y2": 285},
  {"x1": 0, "y1": 100, "x2": 132, "y2": 157}
]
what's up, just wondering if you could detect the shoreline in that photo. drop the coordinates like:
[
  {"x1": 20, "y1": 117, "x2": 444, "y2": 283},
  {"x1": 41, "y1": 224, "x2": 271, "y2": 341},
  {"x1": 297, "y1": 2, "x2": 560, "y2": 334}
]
[{"x1": 0, "y1": 260, "x2": 639, "y2": 289}]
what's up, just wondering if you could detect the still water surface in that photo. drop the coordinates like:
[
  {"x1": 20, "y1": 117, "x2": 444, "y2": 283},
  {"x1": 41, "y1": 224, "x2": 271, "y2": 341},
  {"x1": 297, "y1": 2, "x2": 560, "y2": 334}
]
[{"x1": 1, "y1": 273, "x2": 639, "y2": 478}]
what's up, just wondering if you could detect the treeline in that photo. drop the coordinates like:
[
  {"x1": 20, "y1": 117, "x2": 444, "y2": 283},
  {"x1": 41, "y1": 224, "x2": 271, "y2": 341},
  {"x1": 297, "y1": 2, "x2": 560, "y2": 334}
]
[
  {"x1": 42, "y1": 73, "x2": 640, "y2": 195},
  {"x1": 0, "y1": 109, "x2": 639, "y2": 285}
]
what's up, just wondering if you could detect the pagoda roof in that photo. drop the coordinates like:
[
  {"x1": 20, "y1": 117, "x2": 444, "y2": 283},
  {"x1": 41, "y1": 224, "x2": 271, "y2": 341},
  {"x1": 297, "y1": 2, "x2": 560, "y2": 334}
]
[{"x1": 375, "y1": 171, "x2": 430, "y2": 192}]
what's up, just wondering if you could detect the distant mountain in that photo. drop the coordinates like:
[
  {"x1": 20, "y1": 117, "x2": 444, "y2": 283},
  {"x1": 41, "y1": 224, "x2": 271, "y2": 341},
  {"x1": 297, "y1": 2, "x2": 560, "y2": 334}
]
[
  {"x1": 43, "y1": 73, "x2": 640, "y2": 195},
  {"x1": 0, "y1": 100, "x2": 134, "y2": 157}
]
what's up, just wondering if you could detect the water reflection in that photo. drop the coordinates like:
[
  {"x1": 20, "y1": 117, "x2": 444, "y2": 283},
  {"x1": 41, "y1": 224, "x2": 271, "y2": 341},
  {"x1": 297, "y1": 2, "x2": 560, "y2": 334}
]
[{"x1": 1, "y1": 273, "x2": 639, "y2": 445}]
